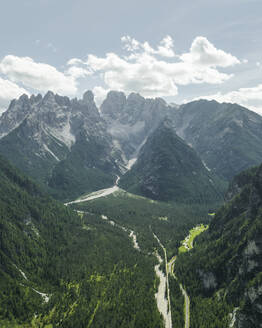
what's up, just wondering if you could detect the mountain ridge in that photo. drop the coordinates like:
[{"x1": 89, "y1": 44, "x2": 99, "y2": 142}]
[
  {"x1": 0, "y1": 91, "x2": 124, "y2": 200},
  {"x1": 171, "y1": 99, "x2": 262, "y2": 181},
  {"x1": 119, "y1": 119, "x2": 224, "y2": 203},
  {"x1": 1, "y1": 90, "x2": 262, "y2": 203}
]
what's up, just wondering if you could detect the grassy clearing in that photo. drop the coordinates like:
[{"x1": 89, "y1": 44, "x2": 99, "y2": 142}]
[
  {"x1": 158, "y1": 216, "x2": 168, "y2": 221},
  {"x1": 179, "y1": 224, "x2": 208, "y2": 254}
]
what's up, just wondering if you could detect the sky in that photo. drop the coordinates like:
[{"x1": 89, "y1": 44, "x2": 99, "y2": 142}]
[{"x1": 0, "y1": 0, "x2": 262, "y2": 114}]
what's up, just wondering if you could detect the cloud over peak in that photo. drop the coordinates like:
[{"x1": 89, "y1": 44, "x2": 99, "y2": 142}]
[
  {"x1": 67, "y1": 35, "x2": 241, "y2": 101},
  {"x1": 0, "y1": 55, "x2": 77, "y2": 96},
  {"x1": 181, "y1": 36, "x2": 240, "y2": 67},
  {"x1": 0, "y1": 77, "x2": 28, "y2": 112},
  {"x1": 192, "y1": 84, "x2": 262, "y2": 115},
  {"x1": 0, "y1": 35, "x2": 249, "y2": 112}
]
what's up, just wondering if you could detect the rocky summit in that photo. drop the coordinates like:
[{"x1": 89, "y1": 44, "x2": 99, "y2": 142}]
[
  {"x1": 119, "y1": 119, "x2": 223, "y2": 203},
  {"x1": 0, "y1": 91, "x2": 124, "y2": 200},
  {"x1": 1, "y1": 91, "x2": 262, "y2": 204}
]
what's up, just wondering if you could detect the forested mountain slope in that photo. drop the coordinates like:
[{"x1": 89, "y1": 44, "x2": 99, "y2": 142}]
[
  {"x1": 0, "y1": 155, "x2": 163, "y2": 327},
  {"x1": 119, "y1": 120, "x2": 224, "y2": 204},
  {"x1": 175, "y1": 165, "x2": 262, "y2": 327}
]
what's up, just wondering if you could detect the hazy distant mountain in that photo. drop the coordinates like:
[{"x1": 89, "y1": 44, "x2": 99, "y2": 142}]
[
  {"x1": 0, "y1": 91, "x2": 124, "y2": 200},
  {"x1": 119, "y1": 120, "x2": 223, "y2": 203},
  {"x1": 171, "y1": 99, "x2": 262, "y2": 181}
]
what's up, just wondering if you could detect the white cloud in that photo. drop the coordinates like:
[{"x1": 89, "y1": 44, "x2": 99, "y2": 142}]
[
  {"x1": 0, "y1": 77, "x2": 29, "y2": 112},
  {"x1": 66, "y1": 66, "x2": 92, "y2": 79},
  {"x1": 67, "y1": 35, "x2": 240, "y2": 99},
  {"x1": 181, "y1": 36, "x2": 240, "y2": 67},
  {"x1": 0, "y1": 36, "x2": 245, "y2": 111},
  {"x1": 121, "y1": 35, "x2": 176, "y2": 58},
  {"x1": 0, "y1": 55, "x2": 77, "y2": 95},
  {"x1": 67, "y1": 58, "x2": 85, "y2": 66},
  {"x1": 92, "y1": 86, "x2": 110, "y2": 106},
  {"x1": 192, "y1": 84, "x2": 262, "y2": 115}
]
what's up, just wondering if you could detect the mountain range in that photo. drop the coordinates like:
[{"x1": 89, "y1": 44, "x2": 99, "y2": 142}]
[
  {"x1": 0, "y1": 89, "x2": 262, "y2": 327},
  {"x1": 0, "y1": 91, "x2": 124, "y2": 200},
  {"x1": 1, "y1": 90, "x2": 262, "y2": 204}
]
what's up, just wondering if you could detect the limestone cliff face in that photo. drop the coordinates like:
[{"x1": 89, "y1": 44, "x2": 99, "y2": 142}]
[
  {"x1": 0, "y1": 91, "x2": 124, "y2": 200},
  {"x1": 100, "y1": 91, "x2": 170, "y2": 159}
]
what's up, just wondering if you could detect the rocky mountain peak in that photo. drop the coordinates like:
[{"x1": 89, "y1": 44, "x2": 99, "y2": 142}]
[
  {"x1": 82, "y1": 90, "x2": 94, "y2": 104},
  {"x1": 127, "y1": 92, "x2": 144, "y2": 102},
  {"x1": 30, "y1": 93, "x2": 43, "y2": 104},
  {"x1": 40, "y1": 91, "x2": 58, "y2": 111},
  {"x1": 100, "y1": 90, "x2": 126, "y2": 120},
  {"x1": 0, "y1": 94, "x2": 32, "y2": 138},
  {"x1": 79, "y1": 90, "x2": 100, "y2": 119},
  {"x1": 18, "y1": 93, "x2": 30, "y2": 103},
  {"x1": 125, "y1": 93, "x2": 145, "y2": 112},
  {"x1": 43, "y1": 90, "x2": 55, "y2": 102}
]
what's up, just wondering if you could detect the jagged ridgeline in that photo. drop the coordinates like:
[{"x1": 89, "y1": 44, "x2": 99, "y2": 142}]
[
  {"x1": 0, "y1": 155, "x2": 163, "y2": 327},
  {"x1": 119, "y1": 120, "x2": 224, "y2": 204},
  {"x1": 0, "y1": 91, "x2": 124, "y2": 201},
  {"x1": 171, "y1": 99, "x2": 262, "y2": 181},
  {"x1": 175, "y1": 165, "x2": 262, "y2": 327},
  {"x1": 1, "y1": 91, "x2": 262, "y2": 203}
]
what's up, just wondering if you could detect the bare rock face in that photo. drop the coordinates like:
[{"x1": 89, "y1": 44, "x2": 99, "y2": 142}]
[
  {"x1": 0, "y1": 94, "x2": 38, "y2": 138},
  {"x1": 100, "y1": 91, "x2": 170, "y2": 159},
  {"x1": 0, "y1": 90, "x2": 124, "y2": 200},
  {"x1": 100, "y1": 90, "x2": 126, "y2": 120}
]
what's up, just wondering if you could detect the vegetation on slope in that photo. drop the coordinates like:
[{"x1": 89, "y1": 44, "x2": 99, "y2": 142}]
[
  {"x1": 119, "y1": 120, "x2": 225, "y2": 204},
  {"x1": 0, "y1": 155, "x2": 163, "y2": 328},
  {"x1": 69, "y1": 188, "x2": 217, "y2": 258},
  {"x1": 175, "y1": 165, "x2": 262, "y2": 327}
]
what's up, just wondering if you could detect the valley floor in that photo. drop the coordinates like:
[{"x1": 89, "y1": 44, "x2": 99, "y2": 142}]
[{"x1": 67, "y1": 182, "x2": 209, "y2": 328}]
